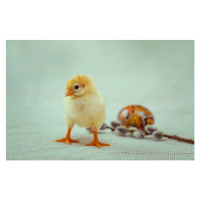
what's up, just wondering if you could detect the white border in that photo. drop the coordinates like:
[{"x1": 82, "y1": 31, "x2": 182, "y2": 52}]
[{"x1": 1, "y1": 1, "x2": 199, "y2": 200}]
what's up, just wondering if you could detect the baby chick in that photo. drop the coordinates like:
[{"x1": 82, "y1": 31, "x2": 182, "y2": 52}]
[{"x1": 55, "y1": 74, "x2": 110, "y2": 148}]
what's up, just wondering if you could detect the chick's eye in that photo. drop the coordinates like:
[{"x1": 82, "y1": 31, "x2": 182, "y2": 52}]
[{"x1": 74, "y1": 85, "x2": 79, "y2": 90}]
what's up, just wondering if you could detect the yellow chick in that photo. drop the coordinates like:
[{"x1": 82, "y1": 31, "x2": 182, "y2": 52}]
[{"x1": 55, "y1": 74, "x2": 110, "y2": 148}]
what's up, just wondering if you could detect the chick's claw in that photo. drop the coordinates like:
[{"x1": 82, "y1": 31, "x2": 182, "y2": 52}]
[
  {"x1": 55, "y1": 137, "x2": 79, "y2": 144},
  {"x1": 85, "y1": 141, "x2": 110, "y2": 148}
]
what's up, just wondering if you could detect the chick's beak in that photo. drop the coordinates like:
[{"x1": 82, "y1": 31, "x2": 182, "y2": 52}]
[{"x1": 65, "y1": 89, "x2": 73, "y2": 97}]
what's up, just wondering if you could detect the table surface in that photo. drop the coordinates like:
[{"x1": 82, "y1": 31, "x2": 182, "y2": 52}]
[{"x1": 6, "y1": 40, "x2": 194, "y2": 160}]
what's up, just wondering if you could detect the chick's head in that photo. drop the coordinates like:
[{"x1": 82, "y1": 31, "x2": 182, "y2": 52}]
[{"x1": 65, "y1": 74, "x2": 95, "y2": 98}]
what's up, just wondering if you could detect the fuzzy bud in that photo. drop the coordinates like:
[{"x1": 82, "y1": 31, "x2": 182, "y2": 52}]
[
  {"x1": 153, "y1": 130, "x2": 163, "y2": 141},
  {"x1": 111, "y1": 121, "x2": 121, "y2": 128},
  {"x1": 116, "y1": 126, "x2": 127, "y2": 135},
  {"x1": 128, "y1": 127, "x2": 138, "y2": 132},
  {"x1": 145, "y1": 125, "x2": 157, "y2": 134},
  {"x1": 133, "y1": 130, "x2": 145, "y2": 139},
  {"x1": 128, "y1": 127, "x2": 138, "y2": 137},
  {"x1": 100, "y1": 123, "x2": 107, "y2": 130}
]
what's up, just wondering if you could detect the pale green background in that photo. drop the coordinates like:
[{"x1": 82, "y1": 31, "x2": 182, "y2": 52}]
[{"x1": 6, "y1": 40, "x2": 194, "y2": 160}]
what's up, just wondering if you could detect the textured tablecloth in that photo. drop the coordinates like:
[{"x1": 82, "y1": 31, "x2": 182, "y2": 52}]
[{"x1": 6, "y1": 40, "x2": 194, "y2": 160}]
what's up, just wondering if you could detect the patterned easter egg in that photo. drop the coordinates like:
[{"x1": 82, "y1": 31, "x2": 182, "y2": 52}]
[{"x1": 118, "y1": 105, "x2": 154, "y2": 130}]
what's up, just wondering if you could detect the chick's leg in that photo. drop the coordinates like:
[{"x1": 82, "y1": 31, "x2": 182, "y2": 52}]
[
  {"x1": 55, "y1": 127, "x2": 79, "y2": 144},
  {"x1": 86, "y1": 128, "x2": 110, "y2": 148}
]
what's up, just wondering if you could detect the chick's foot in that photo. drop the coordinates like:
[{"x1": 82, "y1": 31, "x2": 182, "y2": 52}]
[
  {"x1": 85, "y1": 140, "x2": 110, "y2": 148},
  {"x1": 55, "y1": 137, "x2": 79, "y2": 145}
]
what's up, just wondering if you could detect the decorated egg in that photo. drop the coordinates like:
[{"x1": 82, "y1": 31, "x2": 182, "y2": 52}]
[{"x1": 118, "y1": 105, "x2": 154, "y2": 130}]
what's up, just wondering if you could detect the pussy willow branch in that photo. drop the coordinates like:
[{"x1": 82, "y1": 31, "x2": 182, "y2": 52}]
[
  {"x1": 163, "y1": 134, "x2": 194, "y2": 144},
  {"x1": 105, "y1": 126, "x2": 115, "y2": 132},
  {"x1": 103, "y1": 125, "x2": 194, "y2": 145}
]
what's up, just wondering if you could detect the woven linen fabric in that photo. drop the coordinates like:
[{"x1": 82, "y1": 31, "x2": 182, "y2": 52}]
[{"x1": 6, "y1": 40, "x2": 194, "y2": 160}]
